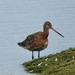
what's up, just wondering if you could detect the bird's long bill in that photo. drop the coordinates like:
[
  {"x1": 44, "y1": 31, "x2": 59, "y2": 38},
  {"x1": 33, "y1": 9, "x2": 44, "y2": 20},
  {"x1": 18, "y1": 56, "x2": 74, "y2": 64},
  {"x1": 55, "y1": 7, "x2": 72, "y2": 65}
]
[{"x1": 51, "y1": 27, "x2": 64, "y2": 38}]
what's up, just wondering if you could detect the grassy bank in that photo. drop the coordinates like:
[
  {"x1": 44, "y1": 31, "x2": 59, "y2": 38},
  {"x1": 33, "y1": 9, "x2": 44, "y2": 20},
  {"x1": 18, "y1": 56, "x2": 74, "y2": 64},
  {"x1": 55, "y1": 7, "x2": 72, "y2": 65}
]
[{"x1": 23, "y1": 47, "x2": 75, "y2": 75}]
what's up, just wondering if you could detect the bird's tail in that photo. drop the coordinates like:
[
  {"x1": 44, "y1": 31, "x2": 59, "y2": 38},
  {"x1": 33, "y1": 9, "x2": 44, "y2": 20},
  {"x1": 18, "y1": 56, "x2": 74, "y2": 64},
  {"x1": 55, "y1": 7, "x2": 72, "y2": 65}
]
[{"x1": 17, "y1": 42, "x2": 22, "y2": 46}]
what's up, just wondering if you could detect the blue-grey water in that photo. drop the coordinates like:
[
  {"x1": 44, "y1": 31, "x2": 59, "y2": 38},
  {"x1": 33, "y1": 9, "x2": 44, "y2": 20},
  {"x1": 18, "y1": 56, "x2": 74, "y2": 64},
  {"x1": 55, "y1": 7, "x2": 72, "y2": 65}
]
[{"x1": 0, "y1": 0, "x2": 75, "y2": 75}]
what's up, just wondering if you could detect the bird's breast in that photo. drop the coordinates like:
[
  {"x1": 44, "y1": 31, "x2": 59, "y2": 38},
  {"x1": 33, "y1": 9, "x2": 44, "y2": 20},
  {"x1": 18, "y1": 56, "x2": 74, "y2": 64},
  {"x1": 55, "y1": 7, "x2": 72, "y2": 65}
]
[{"x1": 44, "y1": 41, "x2": 48, "y2": 46}]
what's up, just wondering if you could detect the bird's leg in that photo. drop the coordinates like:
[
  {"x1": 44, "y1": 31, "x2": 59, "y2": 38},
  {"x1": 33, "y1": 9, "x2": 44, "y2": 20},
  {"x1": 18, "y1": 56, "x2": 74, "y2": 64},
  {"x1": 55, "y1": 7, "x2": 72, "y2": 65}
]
[
  {"x1": 32, "y1": 51, "x2": 34, "y2": 59},
  {"x1": 38, "y1": 51, "x2": 40, "y2": 58}
]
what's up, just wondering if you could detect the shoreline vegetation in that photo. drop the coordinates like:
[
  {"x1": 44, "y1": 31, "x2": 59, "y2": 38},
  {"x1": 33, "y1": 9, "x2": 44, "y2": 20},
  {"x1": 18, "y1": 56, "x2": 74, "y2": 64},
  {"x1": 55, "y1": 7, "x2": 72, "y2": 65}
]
[{"x1": 23, "y1": 47, "x2": 75, "y2": 75}]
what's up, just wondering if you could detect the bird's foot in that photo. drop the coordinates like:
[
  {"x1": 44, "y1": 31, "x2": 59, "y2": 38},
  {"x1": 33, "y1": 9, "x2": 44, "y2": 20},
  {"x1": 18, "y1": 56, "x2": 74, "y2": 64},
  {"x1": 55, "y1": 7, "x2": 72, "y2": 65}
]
[
  {"x1": 32, "y1": 56, "x2": 34, "y2": 60},
  {"x1": 38, "y1": 54, "x2": 40, "y2": 58}
]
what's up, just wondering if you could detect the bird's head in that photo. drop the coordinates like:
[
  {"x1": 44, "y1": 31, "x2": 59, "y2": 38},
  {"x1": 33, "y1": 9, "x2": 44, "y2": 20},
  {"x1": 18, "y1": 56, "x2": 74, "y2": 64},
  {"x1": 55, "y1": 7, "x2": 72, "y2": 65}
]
[
  {"x1": 43, "y1": 21, "x2": 64, "y2": 38},
  {"x1": 44, "y1": 21, "x2": 52, "y2": 29}
]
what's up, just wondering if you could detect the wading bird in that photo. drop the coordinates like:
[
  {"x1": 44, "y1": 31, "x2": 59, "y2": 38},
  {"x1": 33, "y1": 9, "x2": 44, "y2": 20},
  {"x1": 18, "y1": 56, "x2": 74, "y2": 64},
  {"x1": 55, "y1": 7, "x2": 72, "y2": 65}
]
[{"x1": 18, "y1": 21, "x2": 64, "y2": 59}]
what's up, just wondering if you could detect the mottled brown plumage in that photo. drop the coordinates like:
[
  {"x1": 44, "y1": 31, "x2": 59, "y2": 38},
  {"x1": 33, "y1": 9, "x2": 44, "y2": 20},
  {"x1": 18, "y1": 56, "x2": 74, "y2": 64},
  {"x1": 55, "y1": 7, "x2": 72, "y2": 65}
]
[{"x1": 18, "y1": 21, "x2": 64, "y2": 59}]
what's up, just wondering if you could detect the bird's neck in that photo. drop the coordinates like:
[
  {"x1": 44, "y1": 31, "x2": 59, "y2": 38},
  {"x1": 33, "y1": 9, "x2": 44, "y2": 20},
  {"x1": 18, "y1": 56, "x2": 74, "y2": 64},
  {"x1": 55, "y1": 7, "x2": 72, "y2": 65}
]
[{"x1": 43, "y1": 28, "x2": 49, "y2": 38}]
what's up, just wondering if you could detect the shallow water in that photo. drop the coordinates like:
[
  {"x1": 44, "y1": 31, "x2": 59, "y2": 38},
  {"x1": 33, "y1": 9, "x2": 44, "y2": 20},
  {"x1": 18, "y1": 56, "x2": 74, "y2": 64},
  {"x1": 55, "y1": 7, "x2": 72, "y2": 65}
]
[{"x1": 0, "y1": 0, "x2": 75, "y2": 75}]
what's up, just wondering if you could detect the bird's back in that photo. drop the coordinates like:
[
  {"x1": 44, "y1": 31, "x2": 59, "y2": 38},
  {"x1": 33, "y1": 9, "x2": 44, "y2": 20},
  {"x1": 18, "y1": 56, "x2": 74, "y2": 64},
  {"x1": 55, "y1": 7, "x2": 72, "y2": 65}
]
[{"x1": 18, "y1": 31, "x2": 48, "y2": 51}]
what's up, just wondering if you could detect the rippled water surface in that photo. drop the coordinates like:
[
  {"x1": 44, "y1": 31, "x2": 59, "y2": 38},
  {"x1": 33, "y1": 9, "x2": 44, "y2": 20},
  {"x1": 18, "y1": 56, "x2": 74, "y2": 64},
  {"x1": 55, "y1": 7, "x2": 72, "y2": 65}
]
[{"x1": 0, "y1": 0, "x2": 75, "y2": 75}]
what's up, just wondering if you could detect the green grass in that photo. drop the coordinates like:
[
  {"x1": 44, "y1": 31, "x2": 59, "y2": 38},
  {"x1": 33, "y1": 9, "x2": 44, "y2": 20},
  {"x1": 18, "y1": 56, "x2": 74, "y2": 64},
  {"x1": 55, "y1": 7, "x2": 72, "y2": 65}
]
[{"x1": 22, "y1": 47, "x2": 75, "y2": 75}]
